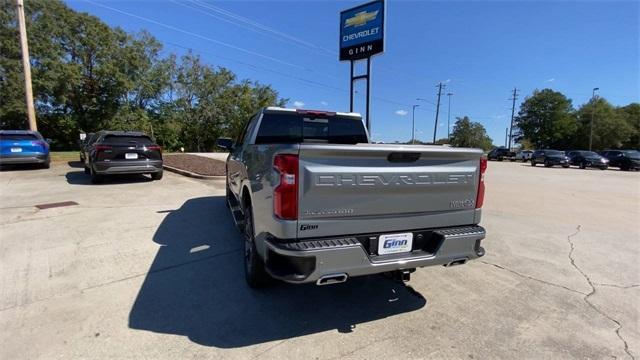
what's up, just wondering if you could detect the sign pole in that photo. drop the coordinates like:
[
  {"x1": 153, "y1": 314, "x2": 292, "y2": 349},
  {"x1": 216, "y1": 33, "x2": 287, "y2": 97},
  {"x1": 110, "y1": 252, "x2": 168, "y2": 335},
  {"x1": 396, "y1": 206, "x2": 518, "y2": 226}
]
[
  {"x1": 340, "y1": 0, "x2": 384, "y2": 136},
  {"x1": 349, "y1": 61, "x2": 354, "y2": 112},
  {"x1": 365, "y1": 57, "x2": 372, "y2": 133}
]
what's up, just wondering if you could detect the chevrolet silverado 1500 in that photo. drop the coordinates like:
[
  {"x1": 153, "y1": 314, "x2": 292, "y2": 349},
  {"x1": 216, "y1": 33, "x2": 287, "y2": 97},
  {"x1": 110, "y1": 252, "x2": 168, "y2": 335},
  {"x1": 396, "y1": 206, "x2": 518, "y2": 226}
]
[{"x1": 216, "y1": 107, "x2": 487, "y2": 288}]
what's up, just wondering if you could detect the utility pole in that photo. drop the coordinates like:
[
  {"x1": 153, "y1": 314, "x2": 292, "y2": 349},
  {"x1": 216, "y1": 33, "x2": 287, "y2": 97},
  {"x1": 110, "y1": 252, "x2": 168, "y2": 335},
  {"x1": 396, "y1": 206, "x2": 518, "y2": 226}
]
[
  {"x1": 505, "y1": 127, "x2": 508, "y2": 147},
  {"x1": 446, "y1": 93, "x2": 453, "y2": 141},
  {"x1": 508, "y1": 87, "x2": 519, "y2": 150},
  {"x1": 16, "y1": 0, "x2": 37, "y2": 131},
  {"x1": 589, "y1": 87, "x2": 599, "y2": 151},
  {"x1": 411, "y1": 104, "x2": 419, "y2": 144},
  {"x1": 433, "y1": 82, "x2": 445, "y2": 143}
]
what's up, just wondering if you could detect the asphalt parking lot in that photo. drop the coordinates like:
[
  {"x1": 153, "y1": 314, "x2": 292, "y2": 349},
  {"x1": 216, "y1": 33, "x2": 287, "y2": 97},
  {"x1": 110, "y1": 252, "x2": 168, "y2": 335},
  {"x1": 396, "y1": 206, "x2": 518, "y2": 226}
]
[{"x1": 0, "y1": 160, "x2": 638, "y2": 359}]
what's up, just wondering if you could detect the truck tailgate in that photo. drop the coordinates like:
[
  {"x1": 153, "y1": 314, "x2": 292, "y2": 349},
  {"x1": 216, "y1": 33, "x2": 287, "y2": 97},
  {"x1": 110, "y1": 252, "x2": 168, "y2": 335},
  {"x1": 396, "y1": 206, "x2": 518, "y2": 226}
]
[{"x1": 297, "y1": 144, "x2": 483, "y2": 238}]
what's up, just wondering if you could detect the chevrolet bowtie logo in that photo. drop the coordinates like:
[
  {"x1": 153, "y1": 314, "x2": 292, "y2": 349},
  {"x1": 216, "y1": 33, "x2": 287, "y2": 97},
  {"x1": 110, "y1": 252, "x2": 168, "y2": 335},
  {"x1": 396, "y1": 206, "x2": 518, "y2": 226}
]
[{"x1": 344, "y1": 10, "x2": 379, "y2": 28}]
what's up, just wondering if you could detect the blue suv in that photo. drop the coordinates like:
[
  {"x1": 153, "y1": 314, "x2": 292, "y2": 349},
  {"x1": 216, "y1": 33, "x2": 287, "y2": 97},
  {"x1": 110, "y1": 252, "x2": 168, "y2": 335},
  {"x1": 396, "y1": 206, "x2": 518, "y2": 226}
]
[{"x1": 0, "y1": 130, "x2": 50, "y2": 168}]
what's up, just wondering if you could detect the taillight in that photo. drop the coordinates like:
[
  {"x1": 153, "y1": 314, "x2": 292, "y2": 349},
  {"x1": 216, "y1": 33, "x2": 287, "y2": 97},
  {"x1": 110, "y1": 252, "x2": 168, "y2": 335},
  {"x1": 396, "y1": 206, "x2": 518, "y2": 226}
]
[
  {"x1": 31, "y1": 140, "x2": 46, "y2": 148},
  {"x1": 94, "y1": 145, "x2": 112, "y2": 152},
  {"x1": 273, "y1": 154, "x2": 298, "y2": 220},
  {"x1": 476, "y1": 157, "x2": 487, "y2": 208},
  {"x1": 147, "y1": 145, "x2": 161, "y2": 152}
]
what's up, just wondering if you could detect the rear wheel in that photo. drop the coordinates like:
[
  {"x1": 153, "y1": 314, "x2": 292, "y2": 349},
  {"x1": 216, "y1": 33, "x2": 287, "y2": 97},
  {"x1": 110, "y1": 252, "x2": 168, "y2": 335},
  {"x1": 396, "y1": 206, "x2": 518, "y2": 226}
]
[
  {"x1": 544, "y1": 160, "x2": 552, "y2": 167},
  {"x1": 531, "y1": 160, "x2": 536, "y2": 166},
  {"x1": 580, "y1": 162, "x2": 586, "y2": 169},
  {"x1": 151, "y1": 170, "x2": 163, "y2": 180},
  {"x1": 42, "y1": 157, "x2": 50, "y2": 169},
  {"x1": 243, "y1": 203, "x2": 270, "y2": 288},
  {"x1": 84, "y1": 166, "x2": 90, "y2": 175}
]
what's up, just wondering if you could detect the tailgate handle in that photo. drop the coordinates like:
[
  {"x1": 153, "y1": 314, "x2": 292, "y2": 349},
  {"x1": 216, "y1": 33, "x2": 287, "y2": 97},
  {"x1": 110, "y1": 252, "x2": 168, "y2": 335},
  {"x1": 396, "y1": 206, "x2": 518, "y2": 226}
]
[{"x1": 387, "y1": 152, "x2": 421, "y2": 163}]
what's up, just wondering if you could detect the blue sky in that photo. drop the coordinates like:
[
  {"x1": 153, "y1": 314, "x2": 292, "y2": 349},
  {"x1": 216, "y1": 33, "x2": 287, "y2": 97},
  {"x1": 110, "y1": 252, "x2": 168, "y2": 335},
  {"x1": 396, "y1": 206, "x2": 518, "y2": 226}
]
[{"x1": 67, "y1": 0, "x2": 639, "y2": 144}]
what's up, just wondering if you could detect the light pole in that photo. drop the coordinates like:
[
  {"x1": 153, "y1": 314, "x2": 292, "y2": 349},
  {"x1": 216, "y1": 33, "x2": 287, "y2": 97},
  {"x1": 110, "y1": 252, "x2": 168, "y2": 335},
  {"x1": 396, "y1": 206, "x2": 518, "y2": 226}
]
[
  {"x1": 411, "y1": 105, "x2": 420, "y2": 144},
  {"x1": 446, "y1": 93, "x2": 453, "y2": 141},
  {"x1": 589, "y1": 87, "x2": 599, "y2": 151}
]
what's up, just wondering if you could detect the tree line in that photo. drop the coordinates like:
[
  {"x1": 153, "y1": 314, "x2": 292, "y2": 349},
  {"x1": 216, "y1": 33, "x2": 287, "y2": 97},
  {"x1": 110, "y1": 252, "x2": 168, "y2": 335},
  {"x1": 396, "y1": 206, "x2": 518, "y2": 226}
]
[
  {"x1": 514, "y1": 89, "x2": 638, "y2": 151},
  {"x1": 0, "y1": 0, "x2": 285, "y2": 151}
]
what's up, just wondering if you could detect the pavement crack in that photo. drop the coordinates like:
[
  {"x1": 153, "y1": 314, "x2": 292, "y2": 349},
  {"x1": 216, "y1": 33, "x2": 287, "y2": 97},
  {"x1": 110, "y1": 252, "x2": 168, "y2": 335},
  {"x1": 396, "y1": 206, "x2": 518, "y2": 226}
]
[
  {"x1": 567, "y1": 225, "x2": 635, "y2": 360},
  {"x1": 478, "y1": 260, "x2": 586, "y2": 295},
  {"x1": 593, "y1": 283, "x2": 640, "y2": 290}
]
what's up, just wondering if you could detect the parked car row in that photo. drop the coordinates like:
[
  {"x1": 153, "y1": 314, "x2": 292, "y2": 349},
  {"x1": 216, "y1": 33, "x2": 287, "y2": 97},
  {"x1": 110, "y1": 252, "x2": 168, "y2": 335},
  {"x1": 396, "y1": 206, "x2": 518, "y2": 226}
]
[
  {"x1": 1, "y1": 129, "x2": 164, "y2": 183},
  {"x1": 489, "y1": 146, "x2": 639, "y2": 171}
]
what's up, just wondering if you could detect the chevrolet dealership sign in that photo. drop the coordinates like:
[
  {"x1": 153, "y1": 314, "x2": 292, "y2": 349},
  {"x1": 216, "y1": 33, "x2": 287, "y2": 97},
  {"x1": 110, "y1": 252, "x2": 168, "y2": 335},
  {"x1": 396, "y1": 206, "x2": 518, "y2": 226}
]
[{"x1": 340, "y1": 0, "x2": 385, "y2": 61}]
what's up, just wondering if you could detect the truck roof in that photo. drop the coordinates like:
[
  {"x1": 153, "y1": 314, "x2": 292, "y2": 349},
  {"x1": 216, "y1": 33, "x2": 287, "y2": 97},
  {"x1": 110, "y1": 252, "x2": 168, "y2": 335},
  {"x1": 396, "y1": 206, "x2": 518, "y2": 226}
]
[{"x1": 264, "y1": 107, "x2": 362, "y2": 119}]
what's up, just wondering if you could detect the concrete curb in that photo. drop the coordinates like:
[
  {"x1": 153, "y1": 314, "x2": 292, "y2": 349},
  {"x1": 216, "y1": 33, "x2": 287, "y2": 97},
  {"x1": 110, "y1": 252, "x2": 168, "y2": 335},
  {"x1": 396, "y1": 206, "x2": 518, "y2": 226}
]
[{"x1": 162, "y1": 164, "x2": 225, "y2": 180}]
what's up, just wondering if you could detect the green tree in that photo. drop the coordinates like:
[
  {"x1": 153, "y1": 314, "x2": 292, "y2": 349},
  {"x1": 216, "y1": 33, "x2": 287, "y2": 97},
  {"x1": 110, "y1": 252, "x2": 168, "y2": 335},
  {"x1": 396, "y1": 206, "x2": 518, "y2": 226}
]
[
  {"x1": 513, "y1": 89, "x2": 577, "y2": 149},
  {"x1": 0, "y1": 0, "x2": 285, "y2": 151},
  {"x1": 575, "y1": 98, "x2": 633, "y2": 150},
  {"x1": 449, "y1": 116, "x2": 493, "y2": 151},
  {"x1": 617, "y1": 103, "x2": 640, "y2": 149}
]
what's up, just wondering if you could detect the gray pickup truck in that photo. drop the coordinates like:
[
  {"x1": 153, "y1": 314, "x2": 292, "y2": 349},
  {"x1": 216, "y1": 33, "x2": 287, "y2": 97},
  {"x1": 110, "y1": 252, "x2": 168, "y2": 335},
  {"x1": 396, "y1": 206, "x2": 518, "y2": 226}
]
[{"x1": 216, "y1": 107, "x2": 487, "y2": 288}]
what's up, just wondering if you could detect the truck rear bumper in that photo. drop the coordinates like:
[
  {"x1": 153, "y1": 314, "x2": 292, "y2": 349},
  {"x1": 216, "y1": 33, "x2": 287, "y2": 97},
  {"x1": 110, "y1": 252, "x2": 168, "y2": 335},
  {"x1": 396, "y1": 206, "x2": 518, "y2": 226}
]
[{"x1": 264, "y1": 225, "x2": 485, "y2": 284}]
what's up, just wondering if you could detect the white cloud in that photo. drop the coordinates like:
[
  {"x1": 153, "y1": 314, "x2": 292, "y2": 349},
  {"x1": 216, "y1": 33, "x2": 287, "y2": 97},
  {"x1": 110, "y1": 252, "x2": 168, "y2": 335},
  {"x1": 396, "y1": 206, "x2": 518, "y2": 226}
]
[
  {"x1": 545, "y1": 78, "x2": 555, "y2": 82},
  {"x1": 320, "y1": 101, "x2": 328, "y2": 106},
  {"x1": 395, "y1": 109, "x2": 408, "y2": 116},
  {"x1": 292, "y1": 100, "x2": 305, "y2": 108}
]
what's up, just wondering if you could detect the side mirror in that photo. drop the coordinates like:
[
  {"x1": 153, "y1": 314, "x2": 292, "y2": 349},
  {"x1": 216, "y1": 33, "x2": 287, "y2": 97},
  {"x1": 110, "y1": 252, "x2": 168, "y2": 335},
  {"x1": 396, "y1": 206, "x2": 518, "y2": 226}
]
[{"x1": 216, "y1": 137, "x2": 234, "y2": 151}]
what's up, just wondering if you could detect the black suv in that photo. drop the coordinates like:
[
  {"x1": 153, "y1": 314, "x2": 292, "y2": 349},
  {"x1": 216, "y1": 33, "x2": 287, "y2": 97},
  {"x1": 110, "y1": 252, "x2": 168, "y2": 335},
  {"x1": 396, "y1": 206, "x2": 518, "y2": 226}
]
[
  {"x1": 487, "y1": 147, "x2": 515, "y2": 161},
  {"x1": 566, "y1": 150, "x2": 609, "y2": 170},
  {"x1": 83, "y1": 131, "x2": 163, "y2": 183},
  {"x1": 600, "y1": 150, "x2": 640, "y2": 171},
  {"x1": 531, "y1": 150, "x2": 570, "y2": 168}
]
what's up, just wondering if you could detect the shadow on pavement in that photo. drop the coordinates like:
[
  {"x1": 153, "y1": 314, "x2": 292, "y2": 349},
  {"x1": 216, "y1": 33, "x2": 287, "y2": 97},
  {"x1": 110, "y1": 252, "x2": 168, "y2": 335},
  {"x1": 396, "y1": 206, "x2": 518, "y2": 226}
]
[
  {"x1": 65, "y1": 170, "x2": 153, "y2": 185},
  {"x1": 128, "y1": 196, "x2": 427, "y2": 348},
  {"x1": 67, "y1": 161, "x2": 84, "y2": 168},
  {"x1": 0, "y1": 163, "x2": 46, "y2": 171}
]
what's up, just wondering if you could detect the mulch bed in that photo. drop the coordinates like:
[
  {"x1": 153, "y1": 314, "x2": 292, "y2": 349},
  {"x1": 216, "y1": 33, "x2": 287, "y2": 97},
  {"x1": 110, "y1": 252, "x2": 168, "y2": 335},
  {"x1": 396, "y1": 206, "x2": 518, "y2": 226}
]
[{"x1": 163, "y1": 154, "x2": 226, "y2": 176}]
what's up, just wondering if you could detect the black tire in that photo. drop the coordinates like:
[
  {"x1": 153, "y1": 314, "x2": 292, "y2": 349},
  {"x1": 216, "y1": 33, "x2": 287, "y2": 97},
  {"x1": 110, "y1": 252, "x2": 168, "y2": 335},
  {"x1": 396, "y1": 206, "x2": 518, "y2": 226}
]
[
  {"x1": 42, "y1": 158, "x2": 50, "y2": 169},
  {"x1": 621, "y1": 164, "x2": 630, "y2": 171},
  {"x1": 90, "y1": 166, "x2": 103, "y2": 184},
  {"x1": 243, "y1": 203, "x2": 270, "y2": 288},
  {"x1": 601, "y1": 166, "x2": 608, "y2": 170},
  {"x1": 497, "y1": 157, "x2": 503, "y2": 162},
  {"x1": 84, "y1": 166, "x2": 90, "y2": 175},
  {"x1": 579, "y1": 162, "x2": 586, "y2": 169},
  {"x1": 544, "y1": 160, "x2": 552, "y2": 167},
  {"x1": 562, "y1": 164, "x2": 570, "y2": 168},
  {"x1": 151, "y1": 170, "x2": 163, "y2": 180},
  {"x1": 531, "y1": 160, "x2": 536, "y2": 166}
]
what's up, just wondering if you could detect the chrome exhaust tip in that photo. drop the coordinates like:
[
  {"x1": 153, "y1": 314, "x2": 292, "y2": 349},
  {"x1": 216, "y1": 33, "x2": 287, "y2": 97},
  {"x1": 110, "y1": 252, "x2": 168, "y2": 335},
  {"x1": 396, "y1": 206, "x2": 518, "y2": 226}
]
[
  {"x1": 444, "y1": 258, "x2": 468, "y2": 267},
  {"x1": 316, "y1": 273, "x2": 348, "y2": 286}
]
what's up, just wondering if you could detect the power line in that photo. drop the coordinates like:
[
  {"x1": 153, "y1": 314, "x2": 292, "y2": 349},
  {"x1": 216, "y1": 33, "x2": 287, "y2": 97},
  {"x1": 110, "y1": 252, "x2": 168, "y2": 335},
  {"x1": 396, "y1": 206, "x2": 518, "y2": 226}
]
[
  {"x1": 179, "y1": 0, "x2": 443, "y2": 89},
  {"x1": 190, "y1": 0, "x2": 336, "y2": 56},
  {"x1": 83, "y1": 0, "x2": 307, "y2": 70}
]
